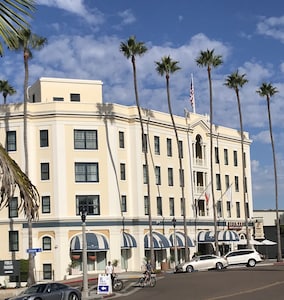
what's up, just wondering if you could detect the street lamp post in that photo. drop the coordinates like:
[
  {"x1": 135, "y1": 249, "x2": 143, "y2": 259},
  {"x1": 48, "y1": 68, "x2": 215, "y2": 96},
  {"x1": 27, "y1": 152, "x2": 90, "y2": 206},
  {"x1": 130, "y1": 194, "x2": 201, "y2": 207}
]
[
  {"x1": 80, "y1": 207, "x2": 88, "y2": 300},
  {"x1": 172, "y1": 217, "x2": 178, "y2": 268}
]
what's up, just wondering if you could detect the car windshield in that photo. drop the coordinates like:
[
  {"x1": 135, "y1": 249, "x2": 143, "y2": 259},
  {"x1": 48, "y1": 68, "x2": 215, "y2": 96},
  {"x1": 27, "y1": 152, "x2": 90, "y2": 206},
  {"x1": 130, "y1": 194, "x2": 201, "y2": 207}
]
[{"x1": 23, "y1": 284, "x2": 47, "y2": 295}]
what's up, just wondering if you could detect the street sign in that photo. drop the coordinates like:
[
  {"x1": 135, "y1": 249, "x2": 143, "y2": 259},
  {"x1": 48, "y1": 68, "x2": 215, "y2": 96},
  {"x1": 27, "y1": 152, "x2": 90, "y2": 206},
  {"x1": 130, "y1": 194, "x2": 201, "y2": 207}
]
[
  {"x1": 97, "y1": 274, "x2": 112, "y2": 295},
  {"x1": 26, "y1": 248, "x2": 42, "y2": 253}
]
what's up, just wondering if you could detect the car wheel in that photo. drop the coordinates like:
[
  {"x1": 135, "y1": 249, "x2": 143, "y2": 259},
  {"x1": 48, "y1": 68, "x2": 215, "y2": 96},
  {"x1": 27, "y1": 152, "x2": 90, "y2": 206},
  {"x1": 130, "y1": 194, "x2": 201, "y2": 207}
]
[
  {"x1": 247, "y1": 259, "x2": 256, "y2": 267},
  {"x1": 216, "y1": 262, "x2": 223, "y2": 270},
  {"x1": 68, "y1": 292, "x2": 79, "y2": 300},
  {"x1": 186, "y1": 265, "x2": 194, "y2": 273}
]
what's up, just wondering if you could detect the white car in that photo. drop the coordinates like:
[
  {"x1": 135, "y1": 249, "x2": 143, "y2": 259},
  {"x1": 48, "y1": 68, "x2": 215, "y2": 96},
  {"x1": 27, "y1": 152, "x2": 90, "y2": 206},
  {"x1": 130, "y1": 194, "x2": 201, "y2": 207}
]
[
  {"x1": 175, "y1": 254, "x2": 228, "y2": 273},
  {"x1": 224, "y1": 249, "x2": 262, "y2": 267}
]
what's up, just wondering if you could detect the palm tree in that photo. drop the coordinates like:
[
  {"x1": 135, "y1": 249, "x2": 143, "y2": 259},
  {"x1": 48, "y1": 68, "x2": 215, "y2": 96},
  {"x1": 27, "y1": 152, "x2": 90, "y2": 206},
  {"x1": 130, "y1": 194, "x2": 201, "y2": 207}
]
[
  {"x1": 13, "y1": 28, "x2": 47, "y2": 175},
  {"x1": 12, "y1": 29, "x2": 47, "y2": 285},
  {"x1": 0, "y1": 0, "x2": 35, "y2": 56},
  {"x1": 196, "y1": 49, "x2": 223, "y2": 255},
  {"x1": 120, "y1": 36, "x2": 155, "y2": 267},
  {"x1": 155, "y1": 55, "x2": 189, "y2": 261},
  {"x1": 224, "y1": 71, "x2": 250, "y2": 248},
  {"x1": 256, "y1": 83, "x2": 282, "y2": 262},
  {"x1": 0, "y1": 80, "x2": 16, "y2": 104}
]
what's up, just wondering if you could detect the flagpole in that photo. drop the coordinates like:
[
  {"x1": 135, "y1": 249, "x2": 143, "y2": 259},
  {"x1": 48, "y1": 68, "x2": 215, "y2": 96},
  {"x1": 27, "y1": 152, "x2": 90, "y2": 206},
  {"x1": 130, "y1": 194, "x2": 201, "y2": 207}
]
[{"x1": 190, "y1": 73, "x2": 196, "y2": 114}]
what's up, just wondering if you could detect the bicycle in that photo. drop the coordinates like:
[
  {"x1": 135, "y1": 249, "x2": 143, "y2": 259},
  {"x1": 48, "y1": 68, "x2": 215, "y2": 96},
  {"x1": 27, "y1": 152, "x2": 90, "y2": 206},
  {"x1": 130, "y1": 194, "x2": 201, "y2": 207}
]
[
  {"x1": 137, "y1": 272, "x2": 156, "y2": 287},
  {"x1": 112, "y1": 273, "x2": 124, "y2": 291}
]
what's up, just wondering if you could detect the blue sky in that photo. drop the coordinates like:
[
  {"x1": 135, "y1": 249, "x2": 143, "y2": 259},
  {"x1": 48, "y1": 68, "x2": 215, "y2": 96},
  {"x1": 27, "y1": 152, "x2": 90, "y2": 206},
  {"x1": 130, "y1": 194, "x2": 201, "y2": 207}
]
[{"x1": 1, "y1": 0, "x2": 284, "y2": 210}]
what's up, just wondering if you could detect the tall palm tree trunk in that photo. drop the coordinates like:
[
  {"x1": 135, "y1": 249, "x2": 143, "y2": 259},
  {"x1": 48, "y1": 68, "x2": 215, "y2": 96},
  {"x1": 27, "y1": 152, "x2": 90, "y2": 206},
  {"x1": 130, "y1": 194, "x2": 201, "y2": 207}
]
[
  {"x1": 236, "y1": 90, "x2": 250, "y2": 248},
  {"x1": 207, "y1": 68, "x2": 219, "y2": 255},
  {"x1": 267, "y1": 98, "x2": 281, "y2": 262},
  {"x1": 24, "y1": 52, "x2": 35, "y2": 286},
  {"x1": 166, "y1": 76, "x2": 189, "y2": 261},
  {"x1": 132, "y1": 57, "x2": 154, "y2": 267}
]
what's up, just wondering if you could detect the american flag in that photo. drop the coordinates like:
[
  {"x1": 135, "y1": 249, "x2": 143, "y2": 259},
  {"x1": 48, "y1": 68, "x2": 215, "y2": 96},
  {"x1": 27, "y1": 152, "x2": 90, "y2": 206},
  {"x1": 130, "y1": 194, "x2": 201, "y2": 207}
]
[{"x1": 189, "y1": 74, "x2": 195, "y2": 113}]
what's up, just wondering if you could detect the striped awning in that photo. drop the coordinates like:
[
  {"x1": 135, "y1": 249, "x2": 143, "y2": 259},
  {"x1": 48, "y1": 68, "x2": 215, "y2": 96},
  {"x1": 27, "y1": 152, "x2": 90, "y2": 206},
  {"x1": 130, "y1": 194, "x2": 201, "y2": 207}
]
[
  {"x1": 198, "y1": 230, "x2": 240, "y2": 243},
  {"x1": 70, "y1": 232, "x2": 109, "y2": 251},
  {"x1": 144, "y1": 231, "x2": 171, "y2": 249},
  {"x1": 169, "y1": 231, "x2": 195, "y2": 247},
  {"x1": 121, "y1": 232, "x2": 137, "y2": 249}
]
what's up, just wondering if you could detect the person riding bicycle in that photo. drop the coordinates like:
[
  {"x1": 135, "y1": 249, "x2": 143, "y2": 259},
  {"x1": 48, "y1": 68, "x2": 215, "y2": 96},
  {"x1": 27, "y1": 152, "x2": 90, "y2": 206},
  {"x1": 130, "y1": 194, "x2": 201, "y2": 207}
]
[{"x1": 144, "y1": 260, "x2": 153, "y2": 281}]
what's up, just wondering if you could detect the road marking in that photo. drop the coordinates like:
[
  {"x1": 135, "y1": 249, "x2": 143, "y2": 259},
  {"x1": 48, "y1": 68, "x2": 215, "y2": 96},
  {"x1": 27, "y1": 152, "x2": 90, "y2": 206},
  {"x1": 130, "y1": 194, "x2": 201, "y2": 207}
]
[{"x1": 206, "y1": 281, "x2": 284, "y2": 299}]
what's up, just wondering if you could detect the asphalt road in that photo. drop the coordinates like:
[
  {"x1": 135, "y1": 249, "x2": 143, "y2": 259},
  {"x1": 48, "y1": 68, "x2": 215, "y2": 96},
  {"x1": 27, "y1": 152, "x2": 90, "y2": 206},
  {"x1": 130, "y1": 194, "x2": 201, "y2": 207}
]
[{"x1": 115, "y1": 264, "x2": 284, "y2": 300}]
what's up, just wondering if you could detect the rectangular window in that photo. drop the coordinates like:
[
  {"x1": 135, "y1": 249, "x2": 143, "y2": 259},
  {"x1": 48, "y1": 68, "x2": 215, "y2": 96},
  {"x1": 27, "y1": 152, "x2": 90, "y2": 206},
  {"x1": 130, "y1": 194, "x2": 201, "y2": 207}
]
[
  {"x1": 75, "y1": 162, "x2": 99, "y2": 182},
  {"x1": 180, "y1": 198, "x2": 185, "y2": 216},
  {"x1": 225, "y1": 175, "x2": 230, "y2": 190},
  {"x1": 53, "y1": 97, "x2": 64, "y2": 101},
  {"x1": 236, "y1": 202, "x2": 240, "y2": 218},
  {"x1": 245, "y1": 177, "x2": 247, "y2": 193},
  {"x1": 179, "y1": 169, "x2": 184, "y2": 187},
  {"x1": 70, "y1": 93, "x2": 80, "y2": 102},
  {"x1": 233, "y1": 150, "x2": 238, "y2": 166},
  {"x1": 244, "y1": 152, "x2": 247, "y2": 168},
  {"x1": 42, "y1": 196, "x2": 51, "y2": 214},
  {"x1": 217, "y1": 200, "x2": 222, "y2": 218},
  {"x1": 215, "y1": 147, "x2": 219, "y2": 164},
  {"x1": 142, "y1": 134, "x2": 148, "y2": 153},
  {"x1": 121, "y1": 195, "x2": 127, "y2": 213},
  {"x1": 143, "y1": 165, "x2": 148, "y2": 184},
  {"x1": 9, "y1": 231, "x2": 19, "y2": 251},
  {"x1": 74, "y1": 129, "x2": 98, "y2": 149},
  {"x1": 9, "y1": 197, "x2": 18, "y2": 218},
  {"x1": 226, "y1": 201, "x2": 231, "y2": 218},
  {"x1": 6, "y1": 131, "x2": 16, "y2": 151},
  {"x1": 216, "y1": 174, "x2": 221, "y2": 190},
  {"x1": 167, "y1": 138, "x2": 172, "y2": 157},
  {"x1": 178, "y1": 140, "x2": 183, "y2": 158},
  {"x1": 43, "y1": 264, "x2": 52, "y2": 280},
  {"x1": 120, "y1": 163, "x2": 126, "y2": 180},
  {"x1": 76, "y1": 195, "x2": 100, "y2": 215},
  {"x1": 155, "y1": 166, "x2": 161, "y2": 185},
  {"x1": 168, "y1": 168, "x2": 173, "y2": 186},
  {"x1": 119, "y1": 131, "x2": 125, "y2": 148},
  {"x1": 224, "y1": 149, "x2": 228, "y2": 165},
  {"x1": 154, "y1": 136, "x2": 160, "y2": 155},
  {"x1": 157, "y1": 196, "x2": 162, "y2": 216},
  {"x1": 144, "y1": 196, "x2": 149, "y2": 215},
  {"x1": 169, "y1": 197, "x2": 174, "y2": 216},
  {"x1": 246, "y1": 202, "x2": 250, "y2": 218},
  {"x1": 40, "y1": 130, "x2": 49, "y2": 147},
  {"x1": 41, "y1": 163, "x2": 50, "y2": 180},
  {"x1": 235, "y1": 176, "x2": 239, "y2": 192},
  {"x1": 42, "y1": 237, "x2": 52, "y2": 251}
]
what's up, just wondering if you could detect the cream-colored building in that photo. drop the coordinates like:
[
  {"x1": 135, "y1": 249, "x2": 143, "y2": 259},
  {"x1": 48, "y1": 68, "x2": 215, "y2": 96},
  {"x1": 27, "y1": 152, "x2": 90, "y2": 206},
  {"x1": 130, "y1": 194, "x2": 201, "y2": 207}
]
[{"x1": 0, "y1": 77, "x2": 254, "y2": 283}]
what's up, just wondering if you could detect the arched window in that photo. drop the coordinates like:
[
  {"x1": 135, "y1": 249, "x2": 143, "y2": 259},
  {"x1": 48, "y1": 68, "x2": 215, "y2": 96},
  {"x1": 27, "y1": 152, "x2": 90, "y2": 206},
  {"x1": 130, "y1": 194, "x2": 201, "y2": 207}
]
[
  {"x1": 42, "y1": 236, "x2": 52, "y2": 251},
  {"x1": 195, "y1": 134, "x2": 203, "y2": 159}
]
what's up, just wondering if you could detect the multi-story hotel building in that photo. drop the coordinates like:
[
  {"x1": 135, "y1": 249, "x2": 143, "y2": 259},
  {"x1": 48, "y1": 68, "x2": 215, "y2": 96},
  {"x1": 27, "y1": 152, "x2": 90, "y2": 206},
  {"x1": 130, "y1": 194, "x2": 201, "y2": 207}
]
[{"x1": 0, "y1": 77, "x2": 254, "y2": 283}]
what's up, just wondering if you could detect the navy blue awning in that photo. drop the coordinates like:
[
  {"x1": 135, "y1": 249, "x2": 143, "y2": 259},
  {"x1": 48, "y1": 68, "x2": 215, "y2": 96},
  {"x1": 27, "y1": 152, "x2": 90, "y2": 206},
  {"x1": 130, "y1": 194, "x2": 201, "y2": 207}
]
[
  {"x1": 144, "y1": 231, "x2": 171, "y2": 249},
  {"x1": 121, "y1": 232, "x2": 137, "y2": 249},
  {"x1": 169, "y1": 231, "x2": 195, "y2": 247},
  {"x1": 198, "y1": 230, "x2": 239, "y2": 243},
  {"x1": 70, "y1": 232, "x2": 109, "y2": 251}
]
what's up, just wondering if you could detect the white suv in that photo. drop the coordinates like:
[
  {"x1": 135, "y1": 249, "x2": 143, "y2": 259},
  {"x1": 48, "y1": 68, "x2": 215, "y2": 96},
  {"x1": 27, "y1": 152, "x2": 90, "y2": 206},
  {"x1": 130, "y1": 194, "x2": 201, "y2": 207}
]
[{"x1": 224, "y1": 249, "x2": 262, "y2": 267}]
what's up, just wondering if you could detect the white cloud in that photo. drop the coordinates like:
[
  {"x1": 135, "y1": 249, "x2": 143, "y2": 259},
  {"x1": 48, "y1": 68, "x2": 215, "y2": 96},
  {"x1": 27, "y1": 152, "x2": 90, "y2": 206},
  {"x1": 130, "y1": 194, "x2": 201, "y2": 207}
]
[
  {"x1": 256, "y1": 16, "x2": 284, "y2": 43},
  {"x1": 37, "y1": 0, "x2": 104, "y2": 26},
  {"x1": 118, "y1": 9, "x2": 136, "y2": 25}
]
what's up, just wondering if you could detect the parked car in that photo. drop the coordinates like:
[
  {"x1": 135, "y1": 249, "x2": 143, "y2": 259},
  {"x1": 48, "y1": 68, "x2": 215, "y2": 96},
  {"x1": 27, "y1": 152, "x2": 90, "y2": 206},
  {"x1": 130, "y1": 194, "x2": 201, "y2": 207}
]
[
  {"x1": 224, "y1": 249, "x2": 262, "y2": 267},
  {"x1": 6, "y1": 282, "x2": 81, "y2": 300},
  {"x1": 175, "y1": 254, "x2": 228, "y2": 273}
]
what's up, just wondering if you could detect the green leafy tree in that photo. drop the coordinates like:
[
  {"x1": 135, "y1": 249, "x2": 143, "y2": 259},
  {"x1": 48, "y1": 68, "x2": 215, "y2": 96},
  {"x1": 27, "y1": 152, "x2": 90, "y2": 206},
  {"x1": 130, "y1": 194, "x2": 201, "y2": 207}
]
[
  {"x1": 0, "y1": 0, "x2": 35, "y2": 55},
  {"x1": 120, "y1": 36, "x2": 155, "y2": 267},
  {"x1": 0, "y1": 80, "x2": 16, "y2": 104},
  {"x1": 12, "y1": 29, "x2": 47, "y2": 285},
  {"x1": 256, "y1": 83, "x2": 282, "y2": 262},
  {"x1": 155, "y1": 55, "x2": 189, "y2": 261},
  {"x1": 196, "y1": 49, "x2": 223, "y2": 255},
  {"x1": 224, "y1": 71, "x2": 250, "y2": 248}
]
